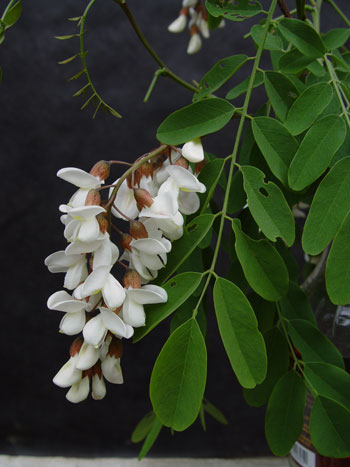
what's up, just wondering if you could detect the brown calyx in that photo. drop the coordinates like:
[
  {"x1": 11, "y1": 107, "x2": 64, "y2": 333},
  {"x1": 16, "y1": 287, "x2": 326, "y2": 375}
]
[
  {"x1": 121, "y1": 233, "x2": 133, "y2": 252},
  {"x1": 90, "y1": 160, "x2": 111, "y2": 181},
  {"x1": 129, "y1": 220, "x2": 148, "y2": 239},
  {"x1": 133, "y1": 188, "x2": 154, "y2": 209},
  {"x1": 123, "y1": 269, "x2": 141, "y2": 289},
  {"x1": 108, "y1": 337, "x2": 123, "y2": 358},
  {"x1": 69, "y1": 336, "x2": 84, "y2": 357},
  {"x1": 85, "y1": 189, "x2": 101, "y2": 206}
]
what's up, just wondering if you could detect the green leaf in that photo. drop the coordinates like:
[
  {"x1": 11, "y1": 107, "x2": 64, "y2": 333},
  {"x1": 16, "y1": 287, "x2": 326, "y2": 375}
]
[
  {"x1": 138, "y1": 417, "x2": 163, "y2": 460},
  {"x1": 323, "y1": 28, "x2": 350, "y2": 50},
  {"x1": 279, "y1": 282, "x2": 316, "y2": 325},
  {"x1": 265, "y1": 371, "x2": 306, "y2": 456},
  {"x1": 288, "y1": 115, "x2": 346, "y2": 191},
  {"x1": 244, "y1": 327, "x2": 289, "y2": 407},
  {"x1": 156, "y1": 214, "x2": 214, "y2": 283},
  {"x1": 227, "y1": 170, "x2": 247, "y2": 214},
  {"x1": 278, "y1": 18, "x2": 326, "y2": 58},
  {"x1": 150, "y1": 318, "x2": 207, "y2": 431},
  {"x1": 225, "y1": 71, "x2": 264, "y2": 100},
  {"x1": 248, "y1": 293, "x2": 276, "y2": 334},
  {"x1": 232, "y1": 219, "x2": 289, "y2": 301},
  {"x1": 288, "y1": 319, "x2": 345, "y2": 368},
  {"x1": 156, "y1": 98, "x2": 235, "y2": 145},
  {"x1": 240, "y1": 165, "x2": 295, "y2": 246},
  {"x1": 307, "y1": 59, "x2": 327, "y2": 77},
  {"x1": 326, "y1": 211, "x2": 350, "y2": 305},
  {"x1": 309, "y1": 396, "x2": 350, "y2": 458},
  {"x1": 304, "y1": 363, "x2": 350, "y2": 410},
  {"x1": 170, "y1": 296, "x2": 207, "y2": 337},
  {"x1": 73, "y1": 83, "x2": 90, "y2": 97},
  {"x1": 284, "y1": 83, "x2": 333, "y2": 136},
  {"x1": 203, "y1": 399, "x2": 228, "y2": 425},
  {"x1": 251, "y1": 24, "x2": 283, "y2": 51},
  {"x1": 194, "y1": 55, "x2": 248, "y2": 101},
  {"x1": 197, "y1": 158, "x2": 225, "y2": 213},
  {"x1": 205, "y1": 0, "x2": 262, "y2": 21},
  {"x1": 54, "y1": 35, "x2": 79, "y2": 40},
  {"x1": 264, "y1": 71, "x2": 299, "y2": 121},
  {"x1": 302, "y1": 157, "x2": 350, "y2": 255},
  {"x1": 133, "y1": 272, "x2": 202, "y2": 342},
  {"x1": 213, "y1": 277, "x2": 267, "y2": 388},
  {"x1": 252, "y1": 117, "x2": 298, "y2": 186},
  {"x1": 58, "y1": 54, "x2": 79, "y2": 65},
  {"x1": 68, "y1": 70, "x2": 85, "y2": 81},
  {"x1": 131, "y1": 411, "x2": 156, "y2": 443},
  {"x1": 2, "y1": 0, "x2": 21, "y2": 28},
  {"x1": 278, "y1": 48, "x2": 315, "y2": 74}
]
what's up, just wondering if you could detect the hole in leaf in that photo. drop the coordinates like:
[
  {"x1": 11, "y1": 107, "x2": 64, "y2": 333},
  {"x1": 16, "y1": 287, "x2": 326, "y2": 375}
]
[
  {"x1": 188, "y1": 223, "x2": 198, "y2": 232},
  {"x1": 259, "y1": 187, "x2": 269, "y2": 197},
  {"x1": 219, "y1": 61, "x2": 226, "y2": 68},
  {"x1": 170, "y1": 281, "x2": 177, "y2": 288}
]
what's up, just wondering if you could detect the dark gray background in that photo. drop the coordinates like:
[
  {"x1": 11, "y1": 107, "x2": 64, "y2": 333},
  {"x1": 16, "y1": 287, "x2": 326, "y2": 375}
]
[{"x1": 1, "y1": 0, "x2": 348, "y2": 458}]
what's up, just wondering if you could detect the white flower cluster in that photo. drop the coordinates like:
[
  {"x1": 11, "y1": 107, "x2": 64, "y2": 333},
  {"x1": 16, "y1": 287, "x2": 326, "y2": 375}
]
[
  {"x1": 168, "y1": 0, "x2": 225, "y2": 54},
  {"x1": 45, "y1": 138, "x2": 206, "y2": 403}
]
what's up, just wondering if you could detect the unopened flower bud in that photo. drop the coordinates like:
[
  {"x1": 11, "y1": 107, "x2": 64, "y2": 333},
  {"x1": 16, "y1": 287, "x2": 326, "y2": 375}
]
[
  {"x1": 70, "y1": 336, "x2": 84, "y2": 357},
  {"x1": 182, "y1": 137, "x2": 204, "y2": 163},
  {"x1": 134, "y1": 188, "x2": 154, "y2": 209},
  {"x1": 136, "y1": 162, "x2": 154, "y2": 180},
  {"x1": 85, "y1": 189, "x2": 101, "y2": 206},
  {"x1": 129, "y1": 220, "x2": 148, "y2": 239},
  {"x1": 168, "y1": 10, "x2": 187, "y2": 33},
  {"x1": 174, "y1": 156, "x2": 189, "y2": 169},
  {"x1": 199, "y1": 18, "x2": 210, "y2": 39},
  {"x1": 123, "y1": 269, "x2": 141, "y2": 289},
  {"x1": 90, "y1": 160, "x2": 110, "y2": 181},
  {"x1": 121, "y1": 233, "x2": 133, "y2": 252},
  {"x1": 96, "y1": 213, "x2": 108, "y2": 234},
  {"x1": 194, "y1": 159, "x2": 208, "y2": 175},
  {"x1": 187, "y1": 26, "x2": 202, "y2": 55},
  {"x1": 108, "y1": 337, "x2": 123, "y2": 359}
]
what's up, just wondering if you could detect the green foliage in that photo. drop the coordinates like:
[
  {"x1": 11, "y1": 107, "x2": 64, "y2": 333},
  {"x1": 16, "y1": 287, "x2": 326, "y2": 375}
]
[
  {"x1": 197, "y1": 158, "x2": 225, "y2": 213},
  {"x1": 225, "y1": 71, "x2": 264, "y2": 100},
  {"x1": 156, "y1": 98, "x2": 235, "y2": 145},
  {"x1": 326, "y1": 211, "x2": 350, "y2": 304},
  {"x1": 194, "y1": 54, "x2": 248, "y2": 101},
  {"x1": 252, "y1": 117, "x2": 298, "y2": 186},
  {"x1": 205, "y1": 0, "x2": 262, "y2": 21},
  {"x1": 240, "y1": 165, "x2": 295, "y2": 246},
  {"x1": 265, "y1": 370, "x2": 306, "y2": 456},
  {"x1": 131, "y1": 411, "x2": 156, "y2": 443},
  {"x1": 213, "y1": 277, "x2": 267, "y2": 388},
  {"x1": 309, "y1": 397, "x2": 350, "y2": 458},
  {"x1": 202, "y1": 399, "x2": 228, "y2": 425},
  {"x1": 150, "y1": 318, "x2": 207, "y2": 431},
  {"x1": 303, "y1": 157, "x2": 350, "y2": 255},
  {"x1": 279, "y1": 282, "x2": 316, "y2": 325},
  {"x1": 232, "y1": 219, "x2": 289, "y2": 301},
  {"x1": 278, "y1": 18, "x2": 326, "y2": 58},
  {"x1": 138, "y1": 416, "x2": 163, "y2": 460},
  {"x1": 264, "y1": 71, "x2": 299, "y2": 121},
  {"x1": 323, "y1": 28, "x2": 350, "y2": 50},
  {"x1": 278, "y1": 48, "x2": 315, "y2": 73},
  {"x1": 288, "y1": 115, "x2": 346, "y2": 190},
  {"x1": 133, "y1": 272, "x2": 202, "y2": 342},
  {"x1": 2, "y1": 0, "x2": 21, "y2": 28},
  {"x1": 251, "y1": 25, "x2": 283, "y2": 51}
]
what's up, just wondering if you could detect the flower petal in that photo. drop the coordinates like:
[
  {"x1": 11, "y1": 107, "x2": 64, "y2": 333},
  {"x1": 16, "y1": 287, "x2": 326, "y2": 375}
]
[
  {"x1": 59, "y1": 310, "x2": 86, "y2": 335},
  {"x1": 76, "y1": 341, "x2": 100, "y2": 370},
  {"x1": 77, "y1": 218, "x2": 100, "y2": 243},
  {"x1": 182, "y1": 138, "x2": 204, "y2": 163},
  {"x1": 81, "y1": 266, "x2": 110, "y2": 297},
  {"x1": 66, "y1": 375, "x2": 90, "y2": 403},
  {"x1": 100, "y1": 307, "x2": 128, "y2": 337},
  {"x1": 127, "y1": 285, "x2": 168, "y2": 304},
  {"x1": 69, "y1": 205, "x2": 105, "y2": 220},
  {"x1": 110, "y1": 179, "x2": 139, "y2": 220},
  {"x1": 47, "y1": 290, "x2": 87, "y2": 313},
  {"x1": 102, "y1": 274, "x2": 126, "y2": 309},
  {"x1": 93, "y1": 238, "x2": 118, "y2": 269},
  {"x1": 45, "y1": 251, "x2": 79, "y2": 271},
  {"x1": 57, "y1": 167, "x2": 101, "y2": 189},
  {"x1": 167, "y1": 165, "x2": 206, "y2": 193},
  {"x1": 64, "y1": 259, "x2": 88, "y2": 290},
  {"x1": 92, "y1": 374, "x2": 106, "y2": 400},
  {"x1": 53, "y1": 355, "x2": 82, "y2": 388},
  {"x1": 132, "y1": 238, "x2": 168, "y2": 255},
  {"x1": 83, "y1": 314, "x2": 107, "y2": 347},
  {"x1": 101, "y1": 355, "x2": 123, "y2": 384},
  {"x1": 178, "y1": 191, "x2": 200, "y2": 215},
  {"x1": 122, "y1": 296, "x2": 145, "y2": 327}
]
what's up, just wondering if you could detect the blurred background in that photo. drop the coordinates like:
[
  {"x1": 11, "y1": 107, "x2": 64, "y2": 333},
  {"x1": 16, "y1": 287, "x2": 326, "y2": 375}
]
[{"x1": 0, "y1": 0, "x2": 347, "y2": 458}]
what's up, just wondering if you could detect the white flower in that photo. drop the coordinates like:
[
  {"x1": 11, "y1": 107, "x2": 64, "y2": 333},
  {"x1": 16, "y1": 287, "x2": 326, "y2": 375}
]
[
  {"x1": 45, "y1": 251, "x2": 88, "y2": 291},
  {"x1": 182, "y1": 0, "x2": 197, "y2": 7},
  {"x1": 81, "y1": 265, "x2": 126, "y2": 309},
  {"x1": 142, "y1": 213, "x2": 184, "y2": 241},
  {"x1": 83, "y1": 307, "x2": 133, "y2": 347},
  {"x1": 109, "y1": 179, "x2": 139, "y2": 221},
  {"x1": 47, "y1": 290, "x2": 87, "y2": 335},
  {"x1": 121, "y1": 284, "x2": 168, "y2": 327},
  {"x1": 101, "y1": 355, "x2": 123, "y2": 384},
  {"x1": 76, "y1": 341, "x2": 100, "y2": 370},
  {"x1": 57, "y1": 167, "x2": 102, "y2": 189},
  {"x1": 61, "y1": 206, "x2": 106, "y2": 243},
  {"x1": 53, "y1": 354, "x2": 82, "y2": 388},
  {"x1": 92, "y1": 372, "x2": 106, "y2": 400},
  {"x1": 168, "y1": 14, "x2": 187, "y2": 33},
  {"x1": 92, "y1": 237, "x2": 119, "y2": 269},
  {"x1": 66, "y1": 374, "x2": 90, "y2": 403},
  {"x1": 182, "y1": 138, "x2": 204, "y2": 163},
  {"x1": 199, "y1": 18, "x2": 210, "y2": 39},
  {"x1": 187, "y1": 30, "x2": 202, "y2": 54},
  {"x1": 139, "y1": 190, "x2": 178, "y2": 220}
]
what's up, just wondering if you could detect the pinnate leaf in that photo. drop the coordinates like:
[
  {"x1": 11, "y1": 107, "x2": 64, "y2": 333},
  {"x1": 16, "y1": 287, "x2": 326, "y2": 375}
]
[
  {"x1": 278, "y1": 18, "x2": 326, "y2": 58},
  {"x1": 278, "y1": 48, "x2": 315, "y2": 74},
  {"x1": 264, "y1": 71, "x2": 299, "y2": 121},
  {"x1": 205, "y1": 0, "x2": 262, "y2": 21},
  {"x1": 265, "y1": 370, "x2": 306, "y2": 456},
  {"x1": 240, "y1": 165, "x2": 295, "y2": 246},
  {"x1": 194, "y1": 54, "x2": 248, "y2": 101},
  {"x1": 288, "y1": 115, "x2": 346, "y2": 191},
  {"x1": 302, "y1": 157, "x2": 350, "y2": 255},
  {"x1": 323, "y1": 28, "x2": 350, "y2": 50},
  {"x1": 150, "y1": 318, "x2": 207, "y2": 431},
  {"x1": 133, "y1": 272, "x2": 202, "y2": 342},
  {"x1": 252, "y1": 117, "x2": 298, "y2": 186},
  {"x1": 131, "y1": 411, "x2": 156, "y2": 443},
  {"x1": 232, "y1": 219, "x2": 289, "y2": 301},
  {"x1": 156, "y1": 98, "x2": 235, "y2": 145},
  {"x1": 226, "y1": 71, "x2": 264, "y2": 100},
  {"x1": 138, "y1": 417, "x2": 163, "y2": 460},
  {"x1": 213, "y1": 277, "x2": 267, "y2": 388}
]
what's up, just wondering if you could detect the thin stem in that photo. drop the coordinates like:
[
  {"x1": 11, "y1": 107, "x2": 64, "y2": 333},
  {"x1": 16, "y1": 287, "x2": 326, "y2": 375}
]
[
  {"x1": 277, "y1": 0, "x2": 292, "y2": 17},
  {"x1": 193, "y1": 0, "x2": 278, "y2": 316},
  {"x1": 112, "y1": 0, "x2": 198, "y2": 93},
  {"x1": 109, "y1": 160, "x2": 133, "y2": 166},
  {"x1": 324, "y1": 0, "x2": 350, "y2": 27},
  {"x1": 325, "y1": 56, "x2": 350, "y2": 129},
  {"x1": 105, "y1": 144, "x2": 168, "y2": 212},
  {"x1": 144, "y1": 69, "x2": 164, "y2": 103},
  {"x1": 111, "y1": 224, "x2": 123, "y2": 235}
]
